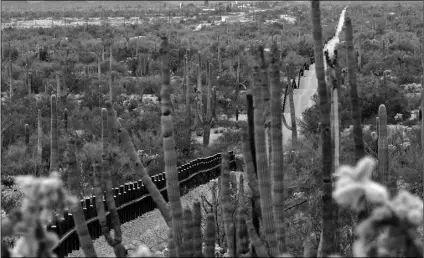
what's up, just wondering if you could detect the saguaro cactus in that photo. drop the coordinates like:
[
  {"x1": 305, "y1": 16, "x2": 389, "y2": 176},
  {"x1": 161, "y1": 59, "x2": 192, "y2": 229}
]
[
  {"x1": 184, "y1": 54, "x2": 191, "y2": 129},
  {"x1": 50, "y1": 94, "x2": 58, "y2": 174},
  {"x1": 345, "y1": 17, "x2": 365, "y2": 162},
  {"x1": 64, "y1": 108, "x2": 68, "y2": 132},
  {"x1": 37, "y1": 109, "x2": 42, "y2": 175},
  {"x1": 252, "y1": 46, "x2": 278, "y2": 256},
  {"x1": 9, "y1": 46, "x2": 13, "y2": 98},
  {"x1": 378, "y1": 105, "x2": 390, "y2": 193},
  {"x1": 109, "y1": 43, "x2": 113, "y2": 103},
  {"x1": 311, "y1": 0, "x2": 336, "y2": 255},
  {"x1": 270, "y1": 42, "x2": 286, "y2": 253},
  {"x1": 24, "y1": 124, "x2": 29, "y2": 146},
  {"x1": 196, "y1": 59, "x2": 214, "y2": 147},
  {"x1": 160, "y1": 37, "x2": 184, "y2": 255}
]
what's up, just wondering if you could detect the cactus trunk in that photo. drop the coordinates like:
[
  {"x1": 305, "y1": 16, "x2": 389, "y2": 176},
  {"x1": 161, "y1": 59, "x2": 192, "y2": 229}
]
[
  {"x1": 378, "y1": 105, "x2": 391, "y2": 194},
  {"x1": 205, "y1": 213, "x2": 216, "y2": 258},
  {"x1": 253, "y1": 47, "x2": 278, "y2": 256},
  {"x1": 37, "y1": 109, "x2": 42, "y2": 175},
  {"x1": 109, "y1": 43, "x2": 113, "y2": 103},
  {"x1": 50, "y1": 95, "x2": 58, "y2": 174},
  {"x1": 160, "y1": 37, "x2": 184, "y2": 256},
  {"x1": 24, "y1": 124, "x2": 30, "y2": 145},
  {"x1": 286, "y1": 65, "x2": 298, "y2": 148},
  {"x1": 270, "y1": 43, "x2": 286, "y2": 254},
  {"x1": 220, "y1": 152, "x2": 236, "y2": 257},
  {"x1": 311, "y1": 1, "x2": 336, "y2": 255},
  {"x1": 185, "y1": 54, "x2": 191, "y2": 129},
  {"x1": 346, "y1": 17, "x2": 365, "y2": 162}
]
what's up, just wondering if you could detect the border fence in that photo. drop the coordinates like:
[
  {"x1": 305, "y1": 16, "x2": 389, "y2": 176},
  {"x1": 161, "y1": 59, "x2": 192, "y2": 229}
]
[{"x1": 47, "y1": 151, "x2": 236, "y2": 257}]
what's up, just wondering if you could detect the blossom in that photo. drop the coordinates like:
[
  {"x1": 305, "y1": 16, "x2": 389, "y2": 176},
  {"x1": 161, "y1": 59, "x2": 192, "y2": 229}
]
[{"x1": 333, "y1": 156, "x2": 389, "y2": 211}]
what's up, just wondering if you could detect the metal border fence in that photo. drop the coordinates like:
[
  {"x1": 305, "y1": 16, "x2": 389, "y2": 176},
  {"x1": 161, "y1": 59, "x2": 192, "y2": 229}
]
[{"x1": 47, "y1": 151, "x2": 236, "y2": 257}]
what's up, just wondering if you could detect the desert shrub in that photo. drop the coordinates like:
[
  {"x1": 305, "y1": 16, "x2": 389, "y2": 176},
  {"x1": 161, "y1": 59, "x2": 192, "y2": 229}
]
[{"x1": 1, "y1": 189, "x2": 24, "y2": 214}]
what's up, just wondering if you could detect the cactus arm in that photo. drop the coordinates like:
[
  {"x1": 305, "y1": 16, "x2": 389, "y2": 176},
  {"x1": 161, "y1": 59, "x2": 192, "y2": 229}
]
[
  {"x1": 253, "y1": 47, "x2": 278, "y2": 256},
  {"x1": 281, "y1": 114, "x2": 293, "y2": 130},
  {"x1": 311, "y1": 1, "x2": 336, "y2": 255},
  {"x1": 204, "y1": 213, "x2": 216, "y2": 258},
  {"x1": 270, "y1": 43, "x2": 286, "y2": 254},
  {"x1": 49, "y1": 94, "x2": 58, "y2": 174},
  {"x1": 345, "y1": 17, "x2": 365, "y2": 162},
  {"x1": 160, "y1": 37, "x2": 184, "y2": 255},
  {"x1": 66, "y1": 138, "x2": 97, "y2": 257}
]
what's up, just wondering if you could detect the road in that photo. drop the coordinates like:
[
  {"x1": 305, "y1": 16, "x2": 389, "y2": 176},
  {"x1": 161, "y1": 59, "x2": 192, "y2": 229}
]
[{"x1": 282, "y1": 6, "x2": 347, "y2": 148}]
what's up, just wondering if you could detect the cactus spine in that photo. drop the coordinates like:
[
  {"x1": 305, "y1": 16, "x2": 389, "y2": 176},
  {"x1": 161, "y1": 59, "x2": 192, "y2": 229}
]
[
  {"x1": 311, "y1": 0, "x2": 336, "y2": 255},
  {"x1": 50, "y1": 94, "x2": 58, "y2": 174},
  {"x1": 160, "y1": 37, "x2": 184, "y2": 255},
  {"x1": 66, "y1": 138, "x2": 98, "y2": 257}
]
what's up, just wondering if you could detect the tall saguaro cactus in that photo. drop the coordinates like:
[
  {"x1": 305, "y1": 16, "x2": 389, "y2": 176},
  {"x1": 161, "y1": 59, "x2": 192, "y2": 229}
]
[
  {"x1": 9, "y1": 42, "x2": 13, "y2": 98},
  {"x1": 37, "y1": 109, "x2": 42, "y2": 175},
  {"x1": 345, "y1": 17, "x2": 365, "y2": 162},
  {"x1": 378, "y1": 105, "x2": 390, "y2": 192},
  {"x1": 184, "y1": 54, "x2": 191, "y2": 129},
  {"x1": 252, "y1": 46, "x2": 278, "y2": 256},
  {"x1": 311, "y1": 1, "x2": 336, "y2": 256},
  {"x1": 160, "y1": 37, "x2": 184, "y2": 256},
  {"x1": 270, "y1": 42, "x2": 286, "y2": 253},
  {"x1": 109, "y1": 43, "x2": 113, "y2": 103},
  {"x1": 50, "y1": 95, "x2": 58, "y2": 174},
  {"x1": 196, "y1": 59, "x2": 214, "y2": 147}
]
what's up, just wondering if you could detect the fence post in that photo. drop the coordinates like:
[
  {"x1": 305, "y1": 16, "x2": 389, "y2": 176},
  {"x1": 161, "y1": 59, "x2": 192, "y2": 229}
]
[
  {"x1": 119, "y1": 186, "x2": 124, "y2": 223},
  {"x1": 91, "y1": 195, "x2": 100, "y2": 239}
]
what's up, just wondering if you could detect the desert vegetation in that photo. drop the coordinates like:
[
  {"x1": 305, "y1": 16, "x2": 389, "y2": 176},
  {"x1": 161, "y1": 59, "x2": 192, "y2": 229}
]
[{"x1": 1, "y1": 0, "x2": 423, "y2": 257}]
